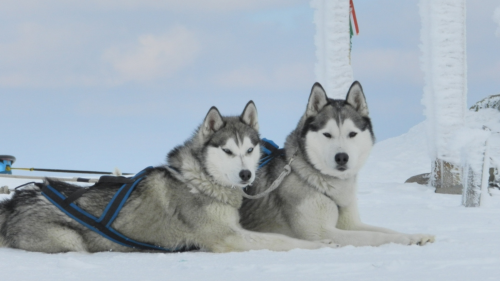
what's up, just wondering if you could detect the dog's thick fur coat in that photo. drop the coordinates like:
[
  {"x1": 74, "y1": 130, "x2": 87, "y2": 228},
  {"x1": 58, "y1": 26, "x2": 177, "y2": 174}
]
[
  {"x1": 0, "y1": 102, "x2": 334, "y2": 253},
  {"x1": 240, "y1": 82, "x2": 435, "y2": 247}
]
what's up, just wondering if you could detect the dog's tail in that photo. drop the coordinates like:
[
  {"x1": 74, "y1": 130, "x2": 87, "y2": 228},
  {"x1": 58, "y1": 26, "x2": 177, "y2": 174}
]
[{"x1": 0, "y1": 183, "x2": 42, "y2": 248}]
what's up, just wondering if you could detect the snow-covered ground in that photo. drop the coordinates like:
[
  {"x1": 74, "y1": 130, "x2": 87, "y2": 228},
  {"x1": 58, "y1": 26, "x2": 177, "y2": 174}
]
[{"x1": 2, "y1": 114, "x2": 500, "y2": 280}]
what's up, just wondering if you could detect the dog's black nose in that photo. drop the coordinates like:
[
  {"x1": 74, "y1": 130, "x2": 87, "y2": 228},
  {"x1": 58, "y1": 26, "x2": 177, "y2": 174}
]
[
  {"x1": 239, "y1": 170, "x2": 252, "y2": 181},
  {"x1": 335, "y1": 153, "x2": 349, "y2": 166}
]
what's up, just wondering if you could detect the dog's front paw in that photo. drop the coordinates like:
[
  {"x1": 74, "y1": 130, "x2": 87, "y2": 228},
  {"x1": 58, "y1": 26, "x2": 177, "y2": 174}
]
[
  {"x1": 407, "y1": 234, "x2": 435, "y2": 246},
  {"x1": 318, "y1": 239, "x2": 341, "y2": 248}
]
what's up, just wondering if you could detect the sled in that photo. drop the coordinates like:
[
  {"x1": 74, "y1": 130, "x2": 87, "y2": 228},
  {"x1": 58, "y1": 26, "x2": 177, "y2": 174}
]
[
  {"x1": 0, "y1": 138, "x2": 281, "y2": 190},
  {"x1": 0, "y1": 155, "x2": 16, "y2": 174}
]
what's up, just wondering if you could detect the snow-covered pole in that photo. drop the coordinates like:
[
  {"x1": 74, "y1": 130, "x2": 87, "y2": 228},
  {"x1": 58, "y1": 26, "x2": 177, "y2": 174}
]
[
  {"x1": 460, "y1": 127, "x2": 491, "y2": 207},
  {"x1": 457, "y1": 4, "x2": 500, "y2": 206},
  {"x1": 311, "y1": 0, "x2": 354, "y2": 99},
  {"x1": 419, "y1": 0, "x2": 467, "y2": 195}
]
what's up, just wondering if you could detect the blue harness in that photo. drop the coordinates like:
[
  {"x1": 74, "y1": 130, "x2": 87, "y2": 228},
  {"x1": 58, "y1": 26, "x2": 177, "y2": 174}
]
[
  {"x1": 40, "y1": 139, "x2": 282, "y2": 252},
  {"x1": 41, "y1": 167, "x2": 182, "y2": 252},
  {"x1": 259, "y1": 138, "x2": 285, "y2": 168}
]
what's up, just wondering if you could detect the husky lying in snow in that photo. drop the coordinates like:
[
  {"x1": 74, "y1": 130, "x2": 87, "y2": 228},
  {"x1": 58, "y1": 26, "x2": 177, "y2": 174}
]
[
  {"x1": 0, "y1": 102, "x2": 336, "y2": 253},
  {"x1": 240, "y1": 82, "x2": 435, "y2": 247}
]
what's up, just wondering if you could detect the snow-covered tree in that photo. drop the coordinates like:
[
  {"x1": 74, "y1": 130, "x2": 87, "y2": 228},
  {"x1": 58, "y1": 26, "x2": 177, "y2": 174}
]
[
  {"x1": 419, "y1": 0, "x2": 467, "y2": 194},
  {"x1": 311, "y1": 0, "x2": 353, "y2": 99}
]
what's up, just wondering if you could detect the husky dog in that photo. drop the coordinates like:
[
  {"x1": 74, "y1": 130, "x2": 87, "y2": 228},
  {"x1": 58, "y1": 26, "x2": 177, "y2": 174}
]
[
  {"x1": 0, "y1": 102, "x2": 336, "y2": 253},
  {"x1": 240, "y1": 83, "x2": 435, "y2": 247}
]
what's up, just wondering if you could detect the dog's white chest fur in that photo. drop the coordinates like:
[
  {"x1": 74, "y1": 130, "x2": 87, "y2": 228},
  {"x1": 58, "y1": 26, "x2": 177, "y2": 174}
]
[
  {"x1": 296, "y1": 178, "x2": 356, "y2": 229},
  {"x1": 318, "y1": 178, "x2": 356, "y2": 208},
  {"x1": 293, "y1": 158, "x2": 356, "y2": 208}
]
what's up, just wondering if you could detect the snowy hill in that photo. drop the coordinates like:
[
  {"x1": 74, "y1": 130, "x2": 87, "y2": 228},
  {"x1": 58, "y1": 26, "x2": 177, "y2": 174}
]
[
  {"x1": 470, "y1": 94, "x2": 500, "y2": 112},
  {"x1": 360, "y1": 122, "x2": 431, "y2": 184},
  {"x1": 361, "y1": 108, "x2": 500, "y2": 184},
  {"x1": 1, "y1": 111, "x2": 500, "y2": 280}
]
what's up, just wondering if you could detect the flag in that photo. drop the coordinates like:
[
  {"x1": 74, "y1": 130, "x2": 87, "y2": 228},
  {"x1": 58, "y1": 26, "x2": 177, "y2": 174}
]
[{"x1": 350, "y1": 0, "x2": 359, "y2": 38}]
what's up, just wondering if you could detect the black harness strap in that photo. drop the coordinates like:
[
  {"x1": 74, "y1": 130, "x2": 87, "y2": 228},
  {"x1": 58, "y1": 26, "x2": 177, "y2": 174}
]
[
  {"x1": 98, "y1": 176, "x2": 136, "y2": 184},
  {"x1": 64, "y1": 188, "x2": 91, "y2": 204},
  {"x1": 41, "y1": 167, "x2": 185, "y2": 252},
  {"x1": 64, "y1": 176, "x2": 135, "y2": 204}
]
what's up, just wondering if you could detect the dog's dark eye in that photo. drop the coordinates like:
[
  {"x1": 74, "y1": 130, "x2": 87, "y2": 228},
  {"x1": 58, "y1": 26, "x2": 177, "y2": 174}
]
[
  {"x1": 323, "y1": 133, "x2": 332, "y2": 138},
  {"x1": 349, "y1": 132, "x2": 357, "y2": 138},
  {"x1": 222, "y1": 148, "x2": 233, "y2": 155},
  {"x1": 247, "y1": 147, "x2": 254, "y2": 153}
]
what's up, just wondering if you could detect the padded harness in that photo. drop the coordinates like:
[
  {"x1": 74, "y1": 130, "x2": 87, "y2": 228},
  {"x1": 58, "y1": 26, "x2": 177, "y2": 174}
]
[
  {"x1": 41, "y1": 167, "x2": 182, "y2": 252},
  {"x1": 259, "y1": 138, "x2": 285, "y2": 168},
  {"x1": 39, "y1": 138, "x2": 282, "y2": 251}
]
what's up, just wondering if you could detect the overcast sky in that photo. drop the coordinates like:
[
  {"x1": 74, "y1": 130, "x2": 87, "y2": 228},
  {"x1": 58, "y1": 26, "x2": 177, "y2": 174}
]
[{"x1": 2, "y1": 0, "x2": 500, "y2": 174}]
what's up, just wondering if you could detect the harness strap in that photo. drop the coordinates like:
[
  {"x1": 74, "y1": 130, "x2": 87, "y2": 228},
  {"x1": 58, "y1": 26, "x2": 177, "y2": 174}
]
[
  {"x1": 241, "y1": 153, "x2": 296, "y2": 200},
  {"x1": 259, "y1": 138, "x2": 285, "y2": 168},
  {"x1": 41, "y1": 167, "x2": 184, "y2": 252},
  {"x1": 63, "y1": 175, "x2": 141, "y2": 204},
  {"x1": 238, "y1": 139, "x2": 296, "y2": 200},
  {"x1": 64, "y1": 188, "x2": 90, "y2": 204}
]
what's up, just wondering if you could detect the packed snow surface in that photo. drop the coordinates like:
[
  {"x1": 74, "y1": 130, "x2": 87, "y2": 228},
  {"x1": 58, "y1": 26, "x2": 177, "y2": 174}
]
[{"x1": 2, "y1": 118, "x2": 500, "y2": 280}]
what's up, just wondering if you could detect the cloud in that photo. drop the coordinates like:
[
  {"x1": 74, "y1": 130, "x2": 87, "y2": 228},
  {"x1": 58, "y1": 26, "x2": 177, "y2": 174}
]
[
  {"x1": 76, "y1": 100, "x2": 171, "y2": 118},
  {"x1": 0, "y1": 22, "x2": 95, "y2": 88},
  {"x1": 95, "y1": 0, "x2": 302, "y2": 12},
  {"x1": 213, "y1": 62, "x2": 313, "y2": 90},
  {"x1": 103, "y1": 26, "x2": 201, "y2": 83},
  {"x1": 351, "y1": 49, "x2": 423, "y2": 84},
  {"x1": 0, "y1": 0, "x2": 303, "y2": 13},
  {"x1": 0, "y1": 23, "x2": 200, "y2": 87}
]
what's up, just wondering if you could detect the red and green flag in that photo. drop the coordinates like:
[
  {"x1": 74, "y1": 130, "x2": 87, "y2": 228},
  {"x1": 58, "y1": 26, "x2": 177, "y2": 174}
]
[
  {"x1": 349, "y1": 0, "x2": 359, "y2": 38},
  {"x1": 349, "y1": 0, "x2": 359, "y2": 63}
]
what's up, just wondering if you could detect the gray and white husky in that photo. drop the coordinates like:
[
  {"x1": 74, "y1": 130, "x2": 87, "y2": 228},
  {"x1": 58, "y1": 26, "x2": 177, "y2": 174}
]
[
  {"x1": 240, "y1": 82, "x2": 435, "y2": 247},
  {"x1": 0, "y1": 101, "x2": 335, "y2": 253}
]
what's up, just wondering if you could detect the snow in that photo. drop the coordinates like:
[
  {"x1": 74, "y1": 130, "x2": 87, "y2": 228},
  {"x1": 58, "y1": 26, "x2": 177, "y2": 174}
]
[
  {"x1": 311, "y1": 0, "x2": 353, "y2": 99},
  {"x1": 2, "y1": 109, "x2": 500, "y2": 280},
  {"x1": 360, "y1": 122, "x2": 431, "y2": 184},
  {"x1": 470, "y1": 94, "x2": 500, "y2": 112},
  {"x1": 419, "y1": 0, "x2": 467, "y2": 166},
  {"x1": 457, "y1": 127, "x2": 490, "y2": 207},
  {"x1": 463, "y1": 109, "x2": 500, "y2": 169}
]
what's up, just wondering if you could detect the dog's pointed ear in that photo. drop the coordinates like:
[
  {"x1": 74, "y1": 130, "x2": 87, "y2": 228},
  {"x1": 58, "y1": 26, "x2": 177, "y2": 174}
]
[
  {"x1": 241, "y1": 101, "x2": 259, "y2": 131},
  {"x1": 306, "y1": 82, "x2": 328, "y2": 118},
  {"x1": 345, "y1": 81, "x2": 369, "y2": 117},
  {"x1": 202, "y1": 106, "x2": 224, "y2": 137}
]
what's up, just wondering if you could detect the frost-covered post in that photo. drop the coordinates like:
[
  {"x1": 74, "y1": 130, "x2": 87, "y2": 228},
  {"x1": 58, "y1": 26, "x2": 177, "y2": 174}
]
[
  {"x1": 460, "y1": 128, "x2": 491, "y2": 207},
  {"x1": 419, "y1": 0, "x2": 467, "y2": 194},
  {"x1": 311, "y1": 0, "x2": 353, "y2": 99}
]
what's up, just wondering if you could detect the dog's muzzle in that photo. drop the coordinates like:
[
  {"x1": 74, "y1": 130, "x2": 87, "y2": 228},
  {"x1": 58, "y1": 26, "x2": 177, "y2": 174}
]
[{"x1": 335, "y1": 153, "x2": 349, "y2": 171}]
